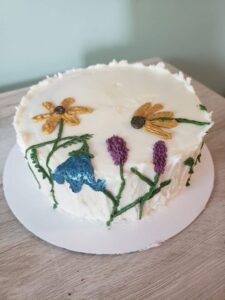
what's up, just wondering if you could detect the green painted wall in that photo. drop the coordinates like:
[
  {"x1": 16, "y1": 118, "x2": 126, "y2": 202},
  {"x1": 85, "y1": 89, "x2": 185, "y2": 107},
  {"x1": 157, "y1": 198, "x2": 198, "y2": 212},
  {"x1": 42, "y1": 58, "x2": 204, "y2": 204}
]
[{"x1": 1, "y1": 0, "x2": 225, "y2": 94}]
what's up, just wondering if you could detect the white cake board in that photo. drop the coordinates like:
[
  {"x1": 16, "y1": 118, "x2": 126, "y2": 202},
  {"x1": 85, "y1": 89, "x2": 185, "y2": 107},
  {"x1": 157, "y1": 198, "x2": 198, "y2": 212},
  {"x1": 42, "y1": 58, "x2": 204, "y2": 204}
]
[{"x1": 3, "y1": 145, "x2": 214, "y2": 255}]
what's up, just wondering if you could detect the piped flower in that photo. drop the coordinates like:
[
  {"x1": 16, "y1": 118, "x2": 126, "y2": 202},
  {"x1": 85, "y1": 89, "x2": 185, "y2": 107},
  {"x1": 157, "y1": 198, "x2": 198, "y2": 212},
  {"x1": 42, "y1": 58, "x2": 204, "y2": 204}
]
[
  {"x1": 106, "y1": 135, "x2": 129, "y2": 165},
  {"x1": 32, "y1": 97, "x2": 93, "y2": 134},
  {"x1": 106, "y1": 139, "x2": 171, "y2": 224},
  {"x1": 53, "y1": 151, "x2": 105, "y2": 193},
  {"x1": 131, "y1": 102, "x2": 177, "y2": 139},
  {"x1": 153, "y1": 140, "x2": 167, "y2": 174}
]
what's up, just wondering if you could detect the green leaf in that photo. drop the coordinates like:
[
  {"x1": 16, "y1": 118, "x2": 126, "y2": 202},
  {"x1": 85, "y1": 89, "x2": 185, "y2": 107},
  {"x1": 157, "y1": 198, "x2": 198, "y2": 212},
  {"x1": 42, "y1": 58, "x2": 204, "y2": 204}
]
[
  {"x1": 130, "y1": 167, "x2": 154, "y2": 186},
  {"x1": 184, "y1": 157, "x2": 195, "y2": 167},
  {"x1": 69, "y1": 142, "x2": 94, "y2": 158},
  {"x1": 196, "y1": 153, "x2": 201, "y2": 164},
  {"x1": 30, "y1": 148, "x2": 50, "y2": 181},
  {"x1": 185, "y1": 150, "x2": 202, "y2": 186},
  {"x1": 198, "y1": 104, "x2": 208, "y2": 111},
  {"x1": 160, "y1": 179, "x2": 171, "y2": 188}
]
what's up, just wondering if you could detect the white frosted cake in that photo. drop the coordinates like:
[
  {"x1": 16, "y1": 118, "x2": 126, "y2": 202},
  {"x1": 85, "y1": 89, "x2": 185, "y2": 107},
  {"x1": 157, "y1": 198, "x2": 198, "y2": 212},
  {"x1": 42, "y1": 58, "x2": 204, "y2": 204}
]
[{"x1": 14, "y1": 61, "x2": 213, "y2": 225}]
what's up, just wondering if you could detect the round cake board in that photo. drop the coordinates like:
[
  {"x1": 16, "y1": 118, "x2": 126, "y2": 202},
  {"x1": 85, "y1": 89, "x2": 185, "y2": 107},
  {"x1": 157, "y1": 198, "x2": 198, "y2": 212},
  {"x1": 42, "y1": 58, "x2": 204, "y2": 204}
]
[{"x1": 3, "y1": 144, "x2": 214, "y2": 255}]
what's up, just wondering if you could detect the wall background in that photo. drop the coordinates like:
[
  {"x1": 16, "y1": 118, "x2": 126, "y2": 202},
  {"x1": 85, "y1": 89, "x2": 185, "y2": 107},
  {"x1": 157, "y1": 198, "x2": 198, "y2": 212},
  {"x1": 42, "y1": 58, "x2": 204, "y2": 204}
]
[{"x1": 1, "y1": 0, "x2": 225, "y2": 95}]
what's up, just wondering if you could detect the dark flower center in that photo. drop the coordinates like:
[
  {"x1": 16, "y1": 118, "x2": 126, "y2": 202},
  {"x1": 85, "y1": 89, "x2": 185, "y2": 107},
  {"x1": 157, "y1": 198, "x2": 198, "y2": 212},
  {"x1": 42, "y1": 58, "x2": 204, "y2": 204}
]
[
  {"x1": 131, "y1": 116, "x2": 145, "y2": 129},
  {"x1": 54, "y1": 105, "x2": 65, "y2": 114}
]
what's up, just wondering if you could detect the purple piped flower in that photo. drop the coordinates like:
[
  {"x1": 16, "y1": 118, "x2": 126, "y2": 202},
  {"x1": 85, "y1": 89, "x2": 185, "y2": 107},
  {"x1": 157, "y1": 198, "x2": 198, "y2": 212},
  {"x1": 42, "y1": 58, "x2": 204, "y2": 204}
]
[
  {"x1": 153, "y1": 141, "x2": 167, "y2": 174},
  {"x1": 106, "y1": 135, "x2": 129, "y2": 165}
]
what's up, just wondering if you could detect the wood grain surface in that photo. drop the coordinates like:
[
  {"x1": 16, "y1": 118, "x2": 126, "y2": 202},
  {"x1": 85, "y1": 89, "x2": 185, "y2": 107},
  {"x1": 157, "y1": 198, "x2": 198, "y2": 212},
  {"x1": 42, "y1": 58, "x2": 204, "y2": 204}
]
[{"x1": 0, "y1": 59, "x2": 225, "y2": 300}]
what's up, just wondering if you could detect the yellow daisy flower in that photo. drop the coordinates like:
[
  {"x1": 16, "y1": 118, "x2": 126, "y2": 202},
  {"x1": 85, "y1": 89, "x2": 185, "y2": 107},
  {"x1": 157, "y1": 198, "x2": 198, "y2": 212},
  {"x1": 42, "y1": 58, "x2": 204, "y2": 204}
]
[
  {"x1": 32, "y1": 97, "x2": 93, "y2": 134},
  {"x1": 131, "y1": 102, "x2": 177, "y2": 139}
]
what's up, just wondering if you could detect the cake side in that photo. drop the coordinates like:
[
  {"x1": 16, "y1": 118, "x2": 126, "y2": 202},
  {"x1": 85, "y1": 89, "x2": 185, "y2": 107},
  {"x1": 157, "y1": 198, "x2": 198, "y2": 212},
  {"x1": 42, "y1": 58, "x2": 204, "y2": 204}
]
[{"x1": 14, "y1": 61, "x2": 213, "y2": 223}]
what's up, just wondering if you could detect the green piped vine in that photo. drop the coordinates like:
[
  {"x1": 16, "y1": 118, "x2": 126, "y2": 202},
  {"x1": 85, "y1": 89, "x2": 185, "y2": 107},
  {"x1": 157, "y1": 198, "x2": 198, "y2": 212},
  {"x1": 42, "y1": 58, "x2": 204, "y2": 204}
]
[
  {"x1": 130, "y1": 167, "x2": 154, "y2": 186},
  {"x1": 198, "y1": 104, "x2": 208, "y2": 111},
  {"x1": 25, "y1": 119, "x2": 93, "y2": 208},
  {"x1": 155, "y1": 117, "x2": 210, "y2": 126},
  {"x1": 104, "y1": 138, "x2": 171, "y2": 226},
  {"x1": 184, "y1": 143, "x2": 204, "y2": 186},
  {"x1": 25, "y1": 97, "x2": 211, "y2": 226},
  {"x1": 102, "y1": 163, "x2": 126, "y2": 225},
  {"x1": 109, "y1": 176, "x2": 171, "y2": 224}
]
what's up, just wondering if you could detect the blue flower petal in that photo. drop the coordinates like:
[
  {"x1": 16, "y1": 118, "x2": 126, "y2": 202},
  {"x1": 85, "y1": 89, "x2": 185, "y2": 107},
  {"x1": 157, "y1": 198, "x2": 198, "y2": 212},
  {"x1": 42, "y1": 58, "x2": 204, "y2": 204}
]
[
  {"x1": 53, "y1": 154, "x2": 105, "y2": 193},
  {"x1": 52, "y1": 171, "x2": 65, "y2": 184}
]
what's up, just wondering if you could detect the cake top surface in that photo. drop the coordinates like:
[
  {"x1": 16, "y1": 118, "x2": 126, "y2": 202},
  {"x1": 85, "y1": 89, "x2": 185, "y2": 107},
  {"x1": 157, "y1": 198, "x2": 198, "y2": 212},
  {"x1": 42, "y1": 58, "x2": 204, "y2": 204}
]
[{"x1": 14, "y1": 61, "x2": 212, "y2": 178}]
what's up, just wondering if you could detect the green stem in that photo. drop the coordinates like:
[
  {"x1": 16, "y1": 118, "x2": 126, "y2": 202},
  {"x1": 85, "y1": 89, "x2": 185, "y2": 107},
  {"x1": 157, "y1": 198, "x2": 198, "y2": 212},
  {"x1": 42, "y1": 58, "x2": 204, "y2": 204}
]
[
  {"x1": 24, "y1": 126, "x2": 94, "y2": 209},
  {"x1": 155, "y1": 117, "x2": 210, "y2": 126},
  {"x1": 29, "y1": 148, "x2": 51, "y2": 183},
  {"x1": 139, "y1": 173, "x2": 160, "y2": 219},
  {"x1": 139, "y1": 202, "x2": 144, "y2": 219},
  {"x1": 103, "y1": 188, "x2": 118, "y2": 226},
  {"x1": 45, "y1": 119, "x2": 64, "y2": 208},
  {"x1": 55, "y1": 136, "x2": 90, "y2": 154},
  {"x1": 106, "y1": 164, "x2": 126, "y2": 226},
  {"x1": 112, "y1": 176, "x2": 171, "y2": 220},
  {"x1": 25, "y1": 134, "x2": 93, "y2": 158},
  {"x1": 131, "y1": 167, "x2": 154, "y2": 186},
  {"x1": 27, "y1": 161, "x2": 41, "y2": 189},
  {"x1": 185, "y1": 147, "x2": 203, "y2": 186},
  {"x1": 116, "y1": 164, "x2": 126, "y2": 202},
  {"x1": 69, "y1": 141, "x2": 94, "y2": 158},
  {"x1": 102, "y1": 188, "x2": 117, "y2": 207},
  {"x1": 114, "y1": 191, "x2": 153, "y2": 219},
  {"x1": 46, "y1": 119, "x2": 64, "y2": 172}
]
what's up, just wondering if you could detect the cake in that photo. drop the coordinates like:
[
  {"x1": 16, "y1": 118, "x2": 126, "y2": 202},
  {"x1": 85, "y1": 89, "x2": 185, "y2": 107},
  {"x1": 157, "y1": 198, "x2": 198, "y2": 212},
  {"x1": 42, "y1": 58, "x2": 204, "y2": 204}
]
[{"x1": 14, "y1": 61, "x2": 213, "y2": 225}]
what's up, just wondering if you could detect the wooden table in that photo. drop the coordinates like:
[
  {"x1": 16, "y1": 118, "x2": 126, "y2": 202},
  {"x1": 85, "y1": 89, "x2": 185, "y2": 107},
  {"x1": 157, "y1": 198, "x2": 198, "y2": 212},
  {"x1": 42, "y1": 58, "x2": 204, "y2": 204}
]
[{"x1": 1, "y1": 59, "x2": 225, "y2": 300}]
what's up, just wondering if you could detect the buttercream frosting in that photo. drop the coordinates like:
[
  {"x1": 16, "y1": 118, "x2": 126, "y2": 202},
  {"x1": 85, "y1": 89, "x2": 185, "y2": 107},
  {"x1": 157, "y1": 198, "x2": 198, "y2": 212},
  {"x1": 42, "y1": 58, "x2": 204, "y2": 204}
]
[{"x1": 14, "y1": 61, "x2": 213, "y2": 222}]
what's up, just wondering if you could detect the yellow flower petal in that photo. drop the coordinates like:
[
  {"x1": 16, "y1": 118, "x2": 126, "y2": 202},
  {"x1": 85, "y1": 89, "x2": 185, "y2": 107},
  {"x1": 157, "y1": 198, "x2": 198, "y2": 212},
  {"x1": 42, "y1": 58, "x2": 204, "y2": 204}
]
[
  {"x1": 145, "y1": 103, "x2": 164, "y2": 118},
  {"x1": 32, "y1": 113, "x2": 53, "y2": 121},
  {"x1": 68, "y1": 106, "x2": 94, "y2": 114},
  {"x1": 42, "y1": 117, "x2": 61, "y2": 134},
  {"x1": 32, "y1": 97, "x2": 93, "y2": 134},
  {"x1": 62, "y1": 112, "x2": 80, "y2": 125},
  {"x1": 150, "y1": 119, "x2": 177, "y2": 128},
  {"x1": 151, "y1": 111, "x2": 174, "y2": 119},
  {"x1": 144, "y1": 121, "x2": 172, "y2": 139},
  {"x1": 42, "y1": 102, "x2": 55, "y2": 112},
  {"x1": 134, "y1": 103, "x2": 151, "y2": 117},
  {"x1": 61, "y1": 97, "x2": 75, "y2": 108}
]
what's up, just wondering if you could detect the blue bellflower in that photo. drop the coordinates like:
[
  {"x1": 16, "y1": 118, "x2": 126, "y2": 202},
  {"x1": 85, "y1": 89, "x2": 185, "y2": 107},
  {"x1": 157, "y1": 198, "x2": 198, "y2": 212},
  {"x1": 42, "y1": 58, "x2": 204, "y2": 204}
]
[{"x1": 53, "y1": 154, "x2": 105, "y2": 193}]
